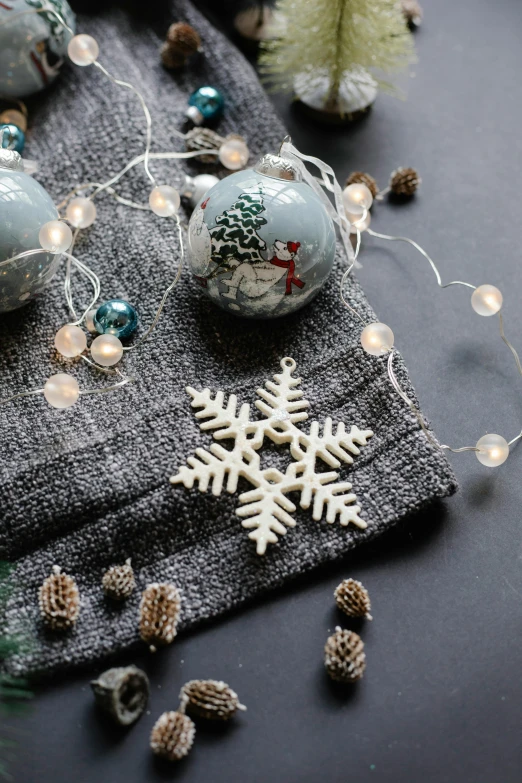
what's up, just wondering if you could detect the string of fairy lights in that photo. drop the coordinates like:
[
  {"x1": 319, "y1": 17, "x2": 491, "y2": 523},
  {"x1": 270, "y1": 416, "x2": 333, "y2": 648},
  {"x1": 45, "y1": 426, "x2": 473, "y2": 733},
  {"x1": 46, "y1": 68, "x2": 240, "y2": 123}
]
[{"x1": 0, "y1": 4, "x2": 520, "y2": 470}]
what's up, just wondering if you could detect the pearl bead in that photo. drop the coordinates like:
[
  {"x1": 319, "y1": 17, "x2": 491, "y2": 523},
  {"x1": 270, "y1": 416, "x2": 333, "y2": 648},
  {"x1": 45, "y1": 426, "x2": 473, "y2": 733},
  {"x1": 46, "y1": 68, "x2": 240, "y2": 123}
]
[
  {"x1": 219, "y1": 138, "x2": 250, "y2": 171},
  {"x1": 39, "y1": 220, "x2": 73, "y2": 254},
  {"x1": 186, "y1": 86, "x2": 225, "y2": 125},
  {"x1": 343, "y1": 183, "x2": 373, "y2": 216},
  {"x1": 85, "y1": 308, "x2": 98, "y2": 333},
  {"x1": 471, "y1": 284, "x2": 503, "y2": 316},
  {"x1": 68, "y1": 34, "x2": 99, "y2": 66},
  {"x1": 149, "y1": 185, "x2": 180, "y2": 217},
  {"x1": 54, "y1": 324, "x2": 87, "y2": 358},
  {"x1": 361, "y1": 322, "x2": 394, "y2": 356},
  {"x1": 475, "y1": 433, "x2": 509, "y2": 467},
  {"x1": 44, "y1": 373, "x2": 80, "y2": 409},
  {"x1": 347, "y1": 210, "x2": 371, "y2": 233},
  {"x1": 94, "y1": 299, "x2": 138, "y2": 339},
  {"x1": 182, "y1": 174, "x2": 219, "y2": 209},
  {"x1": 91, "y1": 334, "x2": 123, "y2": 367},
  {"x1": 66, "y1": 197, "x2": 97, "y2": 229},
  {"x1": 1, "y1": 123, "x2": 25, "y2": 154}
]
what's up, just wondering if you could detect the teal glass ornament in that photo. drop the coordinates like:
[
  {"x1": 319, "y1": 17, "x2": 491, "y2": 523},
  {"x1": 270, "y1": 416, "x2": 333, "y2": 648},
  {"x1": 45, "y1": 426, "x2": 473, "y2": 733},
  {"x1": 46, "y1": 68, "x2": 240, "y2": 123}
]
[
  {"x1": 1, "y1": 123, "x2": 25, "y2": 154},
  {"x1": 94, "y1": 300, "x2": 138, "y2": 339},
  {"x1": 186, "y1": 154, "x2": 336, "y2": 319},
  {"x1": 0, "y1": 152, "x2": 61, "y2": 313},
  {"x1": 186, "y1": 86, "x2": 224, "y2": 126},
  {"x1": 0, "y1": 0, "x2": 75, "y2": 98}
]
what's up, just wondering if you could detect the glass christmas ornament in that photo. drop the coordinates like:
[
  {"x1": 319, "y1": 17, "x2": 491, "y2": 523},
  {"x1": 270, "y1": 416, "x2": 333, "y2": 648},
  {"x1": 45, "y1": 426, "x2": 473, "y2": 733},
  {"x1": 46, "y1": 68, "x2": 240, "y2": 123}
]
[
  {"x1": 44, "y1": 373, "x2": 80, "y2": 409},
  {"x1": 1, "y1": 123, "x2": 25, "y2": 154},
  {"x1": 67, "y1": 33, "x2": 98, "y2": 66},
  {"x1": 149, "y1": 185, "x2": 180, "y2": 217},
  {"x1": 186, "y1": 153, "x2": 336, "y2": 318},
  {"x1": 182, "y1": 174, "x2": 220, "y2": 210},
  {"x1": 219, "y1": 138, "x2": 249, "y2": 171},
  {"x1": 186, "y1": 86, "x2": 224, "y2": 126},
  {"x1": 91, "y1": 334, "x2": 123, "y2": 366},
  {"x1": 342, "y1": 183, "x2": 373, "y2": 216},
  {"x1": 0, "y1": 0, "x2": 75, "y2": 98},
  {"x1": 54, "y1": 323, "x2": 87, "y2": 357},
  {"x1": 39, "y1": 220, "x2": 72, "y2": 254},
  {"x1": 66, "y1": 196, "x2": 96, "y2": 228},
  {"x1": 0, "y1": 155, "x2": 61, "y2": 312},
  {"x1": 475, "y1": 433, "x2": 509, "y2": 467},
  {"x1": 361, "y1": 322, "x2": 394, "y2": 356},
  {"x1": 471, "y1": 284, "x2": 503, "y2": 316},
  {"x1": 94, "y1": 300, "x2": 138, "y2": 339}
]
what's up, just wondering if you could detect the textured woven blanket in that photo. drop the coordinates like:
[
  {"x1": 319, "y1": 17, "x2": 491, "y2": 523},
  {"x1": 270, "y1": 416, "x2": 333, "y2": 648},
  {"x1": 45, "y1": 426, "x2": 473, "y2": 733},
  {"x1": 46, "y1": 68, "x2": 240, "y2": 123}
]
[{"x1": 0, "y1": 1, "x2": 457, "y2": 675}]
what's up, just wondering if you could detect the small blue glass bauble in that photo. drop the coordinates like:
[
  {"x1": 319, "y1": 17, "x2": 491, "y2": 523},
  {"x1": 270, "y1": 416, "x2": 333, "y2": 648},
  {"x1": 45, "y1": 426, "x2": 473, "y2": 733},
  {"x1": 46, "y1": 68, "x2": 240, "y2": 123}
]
[
  {"x1": 94, "y1": 300, "x2": 138, "y2": 339},
  {"x1": 186, "y1": 86, "x2": 224, "y2": 126},
  {"x1": 186, "y1": 153, "x2": 336, "y2": 319},
  {"x1": 0, "y1": 0, "x2": 75, "y2": 98},
  {"x1": 1, "y1": 123, "x2": 25, "y2": 153},
  {"x1": 0, "y1": 152, "x2": 61, "y2": 313}
]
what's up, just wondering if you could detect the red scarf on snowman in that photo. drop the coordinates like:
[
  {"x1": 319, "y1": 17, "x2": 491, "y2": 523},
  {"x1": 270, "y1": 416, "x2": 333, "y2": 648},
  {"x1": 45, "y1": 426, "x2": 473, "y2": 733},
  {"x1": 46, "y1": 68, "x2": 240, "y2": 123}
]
[{"x1": 269, "y1": 241, "x2": 304, "y2": 295}]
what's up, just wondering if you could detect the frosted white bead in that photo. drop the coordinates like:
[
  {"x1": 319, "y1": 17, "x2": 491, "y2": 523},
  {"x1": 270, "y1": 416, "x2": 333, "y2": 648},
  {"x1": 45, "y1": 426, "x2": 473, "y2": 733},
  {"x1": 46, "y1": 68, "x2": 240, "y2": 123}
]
[
  {"x1": 149, "y1": 185, "x2": 180, "y2": 217},
  {"x1": 347, "y1": 210, "x2": 371, "y2": 233},
  {"x1": 471, "y1": 284, "x2": 503, "y2": 316},
  {"x1": 91, "y1": 334, "x2": 123, "y2": 366},
  {"x1": 68, "y1": 34, "x2": 99, "y2": 66},
  {"x1": 361, "y1": 322, "x2": 394, "y2": 356},
  {"x1": 475, "y1": 433, "x2": 509, "y2": 467},
  {"x1": 39, "y1": 220, "x2": 73, "y2": 254},
  {"x1": 54, "y1": 324, "x2": 87, "y2": 358},
  {"x1": 44, "y1": 373, "x2": 80, "y2": 409},
  {"x1": 85, "y1": 309, "x2": 98, "y2": 333},
  {"x1": 219, "y1": 138, "x2": 250, "y2": 171},
  {"x1": 66, "y1": 197, "x2": 97, "y2": 229},
  {"x1": 343, "y1": 183, "x2": 373, "y2": 216}
]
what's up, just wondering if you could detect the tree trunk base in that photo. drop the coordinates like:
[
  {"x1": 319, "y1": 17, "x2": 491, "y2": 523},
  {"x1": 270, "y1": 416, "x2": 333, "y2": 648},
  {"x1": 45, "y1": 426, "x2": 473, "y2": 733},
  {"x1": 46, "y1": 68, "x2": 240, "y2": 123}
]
[{"x1": 293, "y1": 70, "x2": 378, "y2": 124}]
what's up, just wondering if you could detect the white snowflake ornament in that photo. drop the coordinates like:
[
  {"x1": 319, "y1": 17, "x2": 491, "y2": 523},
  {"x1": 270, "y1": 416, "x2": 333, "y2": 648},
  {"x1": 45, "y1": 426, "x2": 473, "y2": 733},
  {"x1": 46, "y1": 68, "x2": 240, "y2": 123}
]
[{"x1": 170, "y1": 358, "x2": 373, "y2": 555}]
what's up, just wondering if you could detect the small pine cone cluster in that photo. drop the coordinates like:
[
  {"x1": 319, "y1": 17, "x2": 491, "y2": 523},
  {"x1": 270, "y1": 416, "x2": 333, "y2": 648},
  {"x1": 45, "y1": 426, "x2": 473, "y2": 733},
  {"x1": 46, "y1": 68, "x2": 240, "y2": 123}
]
[
  {"x1": 150, "y1": 711, "x2": 195, "y2": 761},
  {"x1": 139, "y1": 583, "x2": 181, "y2": 651},
  {"x1": 334, "y1": 578, "x2": 372, "y2": 620},
  {"x1": 39, "y1": 566, "x2": 80, "y2": 631},
  {"x1": 345, "y1": 171, "x2": 379, "y2": 199},
  {"x1": 401, "y1": 0, "x2": 423, "y2": 28},
  {"x1": 179, "y1": 680, "x2": 247, "y2": 721},
  {"x1": 161, "y1": 22, "x2": 201, "y2": 69},
  {"x1": 390, "y1": 167, "x2": 421, "y2": 197},
  {"x1": 102, "y1": 559, "x2": 136, "y2": 601},
  {"x1": 324, "y1": 627, "x2": 366, "y2": 683}
]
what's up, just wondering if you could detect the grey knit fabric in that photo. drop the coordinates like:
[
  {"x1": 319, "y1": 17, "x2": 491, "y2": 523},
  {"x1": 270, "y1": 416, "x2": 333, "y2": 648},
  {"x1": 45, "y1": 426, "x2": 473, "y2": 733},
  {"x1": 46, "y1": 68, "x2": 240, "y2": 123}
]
[{"x1": 0, "y1": 2, "x2": 456, "y2": 676}]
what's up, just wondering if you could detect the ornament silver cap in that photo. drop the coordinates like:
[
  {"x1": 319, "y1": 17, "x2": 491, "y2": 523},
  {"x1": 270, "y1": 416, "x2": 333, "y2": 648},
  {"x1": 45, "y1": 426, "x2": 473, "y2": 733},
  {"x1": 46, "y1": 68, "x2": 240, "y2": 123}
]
[
  {"x1": 0, "y1": 149, "x2": 24, "y2": 172},
  {"x1": 254, "y1": 153, "x2": 302, "y2": 182},
  {"x1": 186, "y1": 105, "x2": 204, "y2": 125}
]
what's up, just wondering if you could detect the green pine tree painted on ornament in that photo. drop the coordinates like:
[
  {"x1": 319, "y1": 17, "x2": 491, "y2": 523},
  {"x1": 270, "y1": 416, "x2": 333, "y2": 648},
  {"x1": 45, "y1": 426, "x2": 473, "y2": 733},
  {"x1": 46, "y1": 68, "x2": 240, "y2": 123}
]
[{"x1": 209, "y1": 187, "x2": 268, "y2": 274}]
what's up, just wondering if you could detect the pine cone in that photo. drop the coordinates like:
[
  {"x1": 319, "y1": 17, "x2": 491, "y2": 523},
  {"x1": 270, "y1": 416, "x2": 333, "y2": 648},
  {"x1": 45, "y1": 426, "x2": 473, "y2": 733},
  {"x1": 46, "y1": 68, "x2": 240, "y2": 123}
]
[
  {"x1": 185, "y1": 126, "x2": 225, "y2": 163},
  {"x1": 139, "y1": 583, "x2": 181, "y2": 651},
  {"x1": 401, "y1": 0, "x2": 423, "y2": 28},
  {"x1": 160, "y1": 42, "x2": 186, "y2": 70},
  {"x1": 324, "y1": 627, "x2": 366, "y2": 683},
  {"x1": 390, "y1": 167, "x2": 421, "y2": 196},
  {"x1": 334, "y1": 578, "x2": 372, "y2": 620},
  {"x1": 345, "y1": 172, "x2": 379, "y2": 199},
  {"x1": 150, "y1": 711, "x2": 195, "y2": 761},
  {"x1": 102, "y1": 558, "x2": 136, "y2": 601},
  {"x1": 161, "y1": 22, "x2": 201, "y2": 69},
  {"x1": 38, "y1": 565, "x2": 80, "y2": 631},
  {"x1": 91, "y1": 666, "x2": 149, "y2": 726},
  {"x1": 179, "y1": 680, "x2": 247, "y2": 721}
]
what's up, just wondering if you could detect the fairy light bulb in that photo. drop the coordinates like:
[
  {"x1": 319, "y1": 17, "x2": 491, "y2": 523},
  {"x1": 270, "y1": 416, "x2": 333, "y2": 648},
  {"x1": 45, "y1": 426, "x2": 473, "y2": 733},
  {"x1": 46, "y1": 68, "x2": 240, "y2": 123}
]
[
  {"x1": 66, "y1": 197, "x2": 97, "y2": 229},
  {"x1": 54, "y1": 324, "x2": 87, "y2": 358},
  {"x1": 347, "y1": 210, "x2": 371, "y2": 233},
  {"x1": 471, "y1": 284, "x2": 503, "y2": 316},
  {"x1": 149, "y1": 185, "x2": 180, "y2": 217},
  {"x1": 44, "y1": 374, "x2": 80, "y2": 409},
  {"x1": 218, "y1": 138, "x2": 250, "y2": 171},
  {"x1": 39, "y1": 220, "x2": 73, "y2": 254},
  {"x1": 475, "y1": 433, "x2": 509, "y2": 467},
  {"x1": 91, "y1": 334, "x2": 123, "y2": 367},
  {"x1": 361, "y1": 322, "x2": 394, "y2": 356},
  {"x1": 343, "y1": 183, "x2": 373, "y2": 216},
  {"x1": 68, "y1": 34, "x2": 99, "y2": 66}
]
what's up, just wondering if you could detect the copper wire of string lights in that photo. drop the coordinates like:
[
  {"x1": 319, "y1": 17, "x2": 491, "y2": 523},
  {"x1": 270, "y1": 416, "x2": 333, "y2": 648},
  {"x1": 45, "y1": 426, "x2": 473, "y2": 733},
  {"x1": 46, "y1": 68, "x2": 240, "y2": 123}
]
[{"x1": 0, "y1": 7, "x2": 520, "y2": 469}]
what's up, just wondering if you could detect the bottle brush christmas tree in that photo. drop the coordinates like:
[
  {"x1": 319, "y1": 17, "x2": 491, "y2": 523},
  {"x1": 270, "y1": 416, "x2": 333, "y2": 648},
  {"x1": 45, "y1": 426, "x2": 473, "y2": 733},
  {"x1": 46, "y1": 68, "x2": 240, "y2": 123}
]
[{"x1": 259, "y1": 0, "x2": 415, "y2": 120}]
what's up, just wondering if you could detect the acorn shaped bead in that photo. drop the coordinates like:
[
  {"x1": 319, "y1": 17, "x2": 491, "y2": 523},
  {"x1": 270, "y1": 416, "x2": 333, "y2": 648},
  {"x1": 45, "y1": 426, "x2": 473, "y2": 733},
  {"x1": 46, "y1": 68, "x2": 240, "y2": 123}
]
[
  {"x1": 139, "y1": 583, "x2": 181, "y2": 651},
  {"x1": 38, "y1": 565, "x2": 80, "y2": 631},
  {"x1": 179, "y1": 680, "x2": 247, "y2": 721},
  {"x1": 334, "y1": 578, "x2": 372, "y2": 620},
  {"x1": 150, "y1": 711, "x2": 196, "y2": 761},
  {"x1": 324, "y1": 627, "x2": 366, "y2": 683},
  {"x1": 102, "y1": 559, "x2": 136, "y2": 601}
]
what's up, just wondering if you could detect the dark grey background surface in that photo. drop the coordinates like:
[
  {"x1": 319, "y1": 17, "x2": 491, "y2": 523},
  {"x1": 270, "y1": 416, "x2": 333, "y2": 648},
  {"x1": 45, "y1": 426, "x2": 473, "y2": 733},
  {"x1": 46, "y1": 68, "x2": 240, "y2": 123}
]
[{"x1": 4, "y1": 0, "x2": 522, "y2": 781}]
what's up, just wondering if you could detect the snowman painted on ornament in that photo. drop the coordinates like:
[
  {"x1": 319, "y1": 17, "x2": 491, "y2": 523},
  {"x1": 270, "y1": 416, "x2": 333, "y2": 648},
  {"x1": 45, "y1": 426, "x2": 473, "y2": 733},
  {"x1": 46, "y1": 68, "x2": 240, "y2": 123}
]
[{"x1": 221, "y1": 239, "x2": 304, "y2": 304}]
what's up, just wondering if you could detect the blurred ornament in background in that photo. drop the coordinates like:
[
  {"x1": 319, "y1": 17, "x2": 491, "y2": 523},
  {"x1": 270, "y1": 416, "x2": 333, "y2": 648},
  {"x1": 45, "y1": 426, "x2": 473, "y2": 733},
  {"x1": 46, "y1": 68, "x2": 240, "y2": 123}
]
[
  {"x1": 0, "y1": 152, "x2": 61, "y2": 313},
  {"x1": 0, "y1": 123, "x2": 25, "y2": 154},
  {"x1": 160, "y1": 21, "x2": 202, "y2": 69},
  {"x1": 186, "y1": 86, "x2": 224, "y2": 126},
  {"x1": 401, "y1": 0, "x2": 423, "y2": 29},
  {"x1": 390, "y1": 166, "x2": 421, "y2": 196},
  {"x1": 233, "y1": 1, "x2": 285, "y2": 43},
  {"x1": 181, "y1": 173, "x2": 219, "y2": 209},
  {"x1": 0, "y1": 0, "x2": 75, "y2": 97}
]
